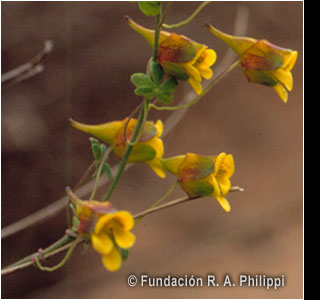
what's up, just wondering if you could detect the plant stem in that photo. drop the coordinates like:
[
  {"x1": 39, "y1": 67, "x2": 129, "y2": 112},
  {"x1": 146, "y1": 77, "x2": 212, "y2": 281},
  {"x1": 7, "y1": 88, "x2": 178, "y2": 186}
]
[
  {"x1": 149, "y1": 60, "x2": 241, "y2": 112},
  {"x1": 35, "y1": 238, "x2": 79, "y2": 272},
  {"x1": 135, "y1": 182, "x2": 178, "y2": 224},
  {"x1": 162, "y1": 1, "x2": 210, "y2": 29},
  {"x1": 102, "y1": 102, "x2": 147, "y2": 202},
  {"x1": 89, "y1": 147, "x2": 113, "y2": 200},
  {"x1": 152, "y1": 13, "x2": 161, "y2": 62}
]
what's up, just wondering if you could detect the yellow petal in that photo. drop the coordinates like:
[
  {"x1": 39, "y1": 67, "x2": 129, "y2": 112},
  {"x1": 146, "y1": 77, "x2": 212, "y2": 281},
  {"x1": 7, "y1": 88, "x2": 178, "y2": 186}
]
[
  {"x1": 197, "y1": 49, "x2": 217, "y2": 68},
  {"x1": 216, "y1": 196, "x2": 231, "y2": 212},
  {"x1": 282, "y1": 50, "x2": 298, "y2": 72},
  {"x1": 144, "y1": 137, "x2": 164, "y2": 159},
  {"x1": 101, "y1": 247, "x2": 122, "y2": 272},
  {"x1": 188, "y1": 77, "x2": 203, "y2": 95},
  {"x1": 94, "y1": 214, "x2": 114, "y2": 234},
  {"x1": 155, "y1": 119, "x2": 163, "y2": 137},
  {"x1": 183, "y1": 63, "x2": 202, "y2": 82},
  {"x1": 113, "y1": 211, "x2": 135, "y2": 231},
  {"x1": 198, "y1": 67, "x2": 213, "y2": 80},
  {"x1": 113, "y1": 225, "x2": 136, "y2": 249},
  {"x1": 147, "y1": 159, "x2": 166, "y2": 178},
  {"x1": 91, "y1": 232, "x2": 113, "y2": 255},
  {"x1": 270, "y1": 69, "x2": 293, "y2": 91},
  {"x1": 273, "y1": 83, "x2": 288, "y2": 103},
  {"x1": 70, "y1": 119, "x2": 123, "y2": 145},
  {"x1": 161, "y1": 155, "x2": 186, "y2": 175}
]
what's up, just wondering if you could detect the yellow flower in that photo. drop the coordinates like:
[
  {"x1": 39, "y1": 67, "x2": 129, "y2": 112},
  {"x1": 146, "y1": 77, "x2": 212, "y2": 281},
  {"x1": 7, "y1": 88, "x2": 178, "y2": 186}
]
[
  {"x1": 92, "y1": 211, "x2": 135, "y2": 271},
  {"x1": 67, "y1": 188, "x2": 135, "y2": 272},
  {"x1": 70, "y1": 117, "x2": 166, "y2": 178},
  {"x1": 161, "y1": 152, "x2": 235, "y2": 212},
  {"x1": 206, "y1": 23, "x2": 298, "y2": 103},
  {"x1": 126, "y1": 17, "x2": 216, "y2": 95}
]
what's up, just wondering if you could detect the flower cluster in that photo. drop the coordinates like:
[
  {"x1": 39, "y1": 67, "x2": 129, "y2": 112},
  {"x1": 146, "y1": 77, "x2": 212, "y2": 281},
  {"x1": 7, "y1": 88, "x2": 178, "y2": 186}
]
[{"x1": 67, "y1": 189, "x2": 135, "y2": 271}]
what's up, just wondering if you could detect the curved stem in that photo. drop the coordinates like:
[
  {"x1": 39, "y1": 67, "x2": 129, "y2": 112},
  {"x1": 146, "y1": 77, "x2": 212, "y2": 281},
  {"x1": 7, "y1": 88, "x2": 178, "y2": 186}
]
[
  {"x1": 149, "y1": 60, "x2": 241, "y2": 112},
  {"x1": 35, "y1": 238, "x2": 79, "y2": 272},
  {"x1": 162, "y1": 2, "x2": 210, "y2": 29}
]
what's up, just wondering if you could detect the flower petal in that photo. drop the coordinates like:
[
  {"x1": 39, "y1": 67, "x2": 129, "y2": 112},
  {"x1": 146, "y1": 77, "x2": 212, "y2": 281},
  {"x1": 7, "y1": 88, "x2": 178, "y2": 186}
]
[
  {"x1": 270, "y1": 69, "x2": 293, "y2": 91},
  {"x1": 113, "y1": 211, "x2": 135, "y2": 231},
  {"x1": 273, "y1": 83, "x2": 288, "y2": 103},
  {"x1": 101, "y1": 247, "x2": 122, "y2": 272},
  {"x1": 91, "y1": 232, "x2": 113, "y2": 255},
  {"x1": 216, "y1": 196, "x2": 231, "y2": 212},
  {"x1": 188, "y1": 77, "x2": 203, "y2": 95},
  {"x1": 113, "y1": 225, "x2": 136, "y2": 249}
]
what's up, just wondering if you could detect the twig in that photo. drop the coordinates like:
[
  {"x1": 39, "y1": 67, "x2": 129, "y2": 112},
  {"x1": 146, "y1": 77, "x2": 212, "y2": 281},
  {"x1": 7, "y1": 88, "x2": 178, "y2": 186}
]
[{"x1": 1, "y1": 40, "x2": 54, "y2": 85}]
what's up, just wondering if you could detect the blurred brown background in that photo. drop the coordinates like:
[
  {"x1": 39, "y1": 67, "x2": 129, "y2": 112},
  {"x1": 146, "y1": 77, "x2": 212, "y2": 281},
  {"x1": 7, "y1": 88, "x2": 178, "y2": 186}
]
[{"x1": 2, "y1": 1, "x2": 303, "y2": 299}]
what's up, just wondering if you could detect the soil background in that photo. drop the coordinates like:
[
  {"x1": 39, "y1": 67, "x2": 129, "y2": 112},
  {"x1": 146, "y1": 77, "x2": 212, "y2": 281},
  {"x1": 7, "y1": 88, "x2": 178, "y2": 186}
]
[{"x1": 2, "y1": 1, "x2": 303, "y2": 299}]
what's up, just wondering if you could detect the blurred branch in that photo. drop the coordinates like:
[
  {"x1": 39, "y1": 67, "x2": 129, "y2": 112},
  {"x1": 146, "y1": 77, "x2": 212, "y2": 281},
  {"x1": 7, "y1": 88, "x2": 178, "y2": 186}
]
[
  {"x1": 1, "y1": 40, "x2": 54, "y2": 85},
  {"x1": 1, "y1": 5, "x2": 249, "y2": 240}
]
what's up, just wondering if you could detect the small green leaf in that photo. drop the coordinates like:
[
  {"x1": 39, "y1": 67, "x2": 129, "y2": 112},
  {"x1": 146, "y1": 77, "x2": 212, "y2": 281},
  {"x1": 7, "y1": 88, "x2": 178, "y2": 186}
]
[
  {"x1": 102, "y1": 163, "x2": 112, "y2": 179},
  {"x1": 130, "y1": 73, "x2": 154, "y2": 88},
  {"x1": 150, "y1": 61, "x2": 164, "y2": 85},
  {"x1": 120, "y1": 248, "x2": 129, "y2": 261},
  {"x1": 90, "y1": 137, "x2": 101, "y2": 160},
  {"x1": 160, "y1": 77, "x2": 178, "y2": 92},
  {"x1": 134, "y1": 87, "x2": 156, "y2": 100},
  {"x1": 138, "y1": 2, "x2": 161, "y2": 16},
  {"x1": 157, "y1": 91, "x2": 174, "y2": 105}
]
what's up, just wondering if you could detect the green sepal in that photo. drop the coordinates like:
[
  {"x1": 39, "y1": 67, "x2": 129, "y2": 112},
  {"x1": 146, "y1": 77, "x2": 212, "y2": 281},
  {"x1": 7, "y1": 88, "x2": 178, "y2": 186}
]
[
  {"x1": 180, "y1": 180, "x2": 214, "y2": 197},
  {"x1": 130, "y1": 143, "x2": 156, "y2": 162},
  {"x1": 138, "y1": 1, "x2": 161, "y2": 16},
  {"x1": 161, "y1": 62, "x2": 189, "y2": 81},
  {"x1": 140, "y1": 121, "x2": 158, "y2": 142}
]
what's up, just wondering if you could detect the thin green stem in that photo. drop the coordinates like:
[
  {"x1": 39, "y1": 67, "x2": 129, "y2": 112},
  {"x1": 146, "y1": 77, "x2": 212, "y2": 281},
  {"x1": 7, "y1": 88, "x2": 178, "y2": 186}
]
[
  {"x1": 162, "y1": 1, "x2": 210, "y2": 29},
  {"x1": 35, "y1": 238, "x2": 79, "y2": 272},
  {"x1": 89, "y1": 147, "x2": 113, "y2": 200},
  {"x1": 152, "y1": 13, "x2": 162, "y2": 62},
  {"x1": 135, "y1": 182, "x2": 178, "y2": 224},
  {"x1": 149, "y1": 60, "x2": 241, "y2": 112},
  {"x1": 102, "y1": 102, "x2": 147, "y2": 202}
]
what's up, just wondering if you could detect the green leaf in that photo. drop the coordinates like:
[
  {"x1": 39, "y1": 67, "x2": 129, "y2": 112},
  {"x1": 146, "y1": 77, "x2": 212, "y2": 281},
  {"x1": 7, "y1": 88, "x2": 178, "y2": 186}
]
[
  {"x1": 90, "y1": 137, "x2": 101, "y2": 160},
  {"x1": 157, "y1": 91, "x2": 174, "y2": 105},
  {"x1": 101, "y1": 163, "x2": 112, "y2": 179},
  {"x1": 160, "y1": 77, "x2": 178, "y2": 92},
  {"x1": 134, "y1": 87, "x2": 156, "y2": 100},
  {"x1": 138, "y1": 1, "x2": 161, "y2": 16},
  {"x1": 120, "y1": 248, "x2": 129, "y2": 261},
  {"x1": 130, "y1": 73, "x2": 154, "y2": 88},
  {"x1": 150, "y1": 61, "x2": 164, "y2": 85}
]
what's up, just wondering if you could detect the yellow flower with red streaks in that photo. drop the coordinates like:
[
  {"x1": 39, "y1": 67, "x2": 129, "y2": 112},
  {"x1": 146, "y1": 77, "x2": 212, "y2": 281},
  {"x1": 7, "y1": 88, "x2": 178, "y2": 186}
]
[
  {"x1": 67, "y1": 188, "x2": 135, "y2": 272},
  {"x1": 126, "y1": 16, "x2": 217, "y2": 95},
  {"x1": 161, "y1": 152, "x2": 235, "y2": 212},
  {"x1": 70, "y1": 117, "x2": 165, "y2": 178},
  {"x1": 206, "y1": 23, "x2": 298, "y2": 103}
]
